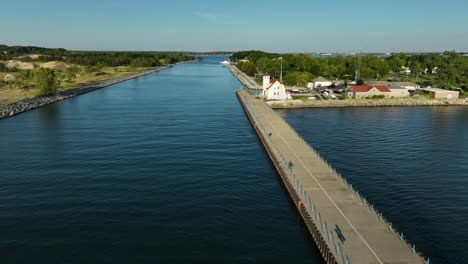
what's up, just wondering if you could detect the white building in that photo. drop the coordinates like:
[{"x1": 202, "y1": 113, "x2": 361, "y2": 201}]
[
  {"x1": 388, "y1": 85, "x2": 411, "y2": 97},
  {"x1": 365, "y1": 81, "x2": 419, "y2": 90},
  {"x1": 401, "y1": 66, "x2": 411, "y2": 74},
  {"x1": 307, "y1": 76, "x2": 333, "y2": 89},
  {"x1": 262, "y1": 72, "x2": 291, "y2": 100}
]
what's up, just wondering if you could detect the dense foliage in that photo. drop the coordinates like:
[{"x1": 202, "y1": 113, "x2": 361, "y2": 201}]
[
  {"x1": 32, "y1": 67, "x2": 57, "y2": 95},
  {"x1": 0, "y1": 44, "x2": 195, "y2": 67},
  {"x1": 231, "y1": 50, "x2": 468, "y2": 89}
]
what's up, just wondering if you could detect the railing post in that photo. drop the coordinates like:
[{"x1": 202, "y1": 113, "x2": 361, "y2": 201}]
[{"x1": 336, "y1": 244, "x2": 341, "y2": 257}]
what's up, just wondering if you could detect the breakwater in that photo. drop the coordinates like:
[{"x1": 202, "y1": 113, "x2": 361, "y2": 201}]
[
  {"x1": 227, "y1": 65, "x2": 260, "y2": 90},
  {"x1": 267, "y1": 98, "x2": 468, "y2": 108},
  {"x1": 0, "y1": 66, "x2": 169, "y2": 120},
  {"x1": 236, "y1": 89, "x2": 427, "y2": 264}
]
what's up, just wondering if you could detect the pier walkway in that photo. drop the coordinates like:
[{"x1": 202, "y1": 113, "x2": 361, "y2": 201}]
[
  {"x1": 236, "y1": 89, "x2": 427, "y2": 264},
  {"x1": 228, "y1": 66, "x2": 260, "y2": 90}
]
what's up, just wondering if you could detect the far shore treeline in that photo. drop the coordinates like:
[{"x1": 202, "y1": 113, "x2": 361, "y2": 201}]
[
  {"x1": 230, "y1": 50, "x2": 468, "y2": 91},
  {"x1": 0, "y1": 45, "x2": 197, "y2": 68}
]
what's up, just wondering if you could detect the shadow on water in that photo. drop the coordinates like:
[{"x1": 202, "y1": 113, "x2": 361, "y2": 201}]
[
  {"x1": 39, "y1": 102, "x2": 60, "y2": 125},
  {"x1": 38, "y1": 102, "x2": 63, "y2": 151},
  {"x1": 247, "y1": 121, "x2": 326, "y2": 264}
]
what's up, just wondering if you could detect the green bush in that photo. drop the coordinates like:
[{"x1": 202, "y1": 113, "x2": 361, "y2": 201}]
[
  {"x1": 368, "y1": 94, "x2": 386, "y2": 99},
  {"x1": 33, "y1": 67, "x2": 57, "y2": 95}
]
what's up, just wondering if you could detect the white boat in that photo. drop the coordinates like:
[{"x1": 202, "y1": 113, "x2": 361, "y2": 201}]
[{"x1": 220, "y1": 60, "x2": 230, "y2": 65}]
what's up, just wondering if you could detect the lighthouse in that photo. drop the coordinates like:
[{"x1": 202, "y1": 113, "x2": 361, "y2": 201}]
[{"x1": 262, "y1": 72, "x2": 271, "y2": 90}]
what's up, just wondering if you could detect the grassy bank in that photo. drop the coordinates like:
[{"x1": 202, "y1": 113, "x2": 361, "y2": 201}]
[
  {"x1": 0, "y1": 65, "x2": 152, "y2": 106},
  {"x1": 0, "y1": 44, "x2": 198, "y2": 106}
]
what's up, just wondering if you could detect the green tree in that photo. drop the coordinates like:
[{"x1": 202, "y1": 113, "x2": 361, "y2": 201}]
[
  {"x1": 241, "y1": 62, "x2": 257, "y2": 76},
  {"x1": 409, "y1": 61, "x2": 421, "y2": 78},
  {"x1": 386, "y1": 54, "x2": 406, "y2": 73},
  {"x1": 283, "y1": 72, "x2": 312, "y2": 86},
  {"x1": 256, "y1": 57, "x2": 271, "y2": 73},
  {"x1": 65, "y1": 66, "x2": 80, "y2": 82},
  {"x1": 435, "y1": 51, "x2": 466, "y2": 89},
  {"x1": 0, "y1": 62, "x2": 8, "y2": 72},
  {"x1": 33, "y1": 67, "x2": 57, "y2": 95}
]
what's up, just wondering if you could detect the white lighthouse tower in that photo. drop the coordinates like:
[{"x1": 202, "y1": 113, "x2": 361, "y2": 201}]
[
  {"x1": 262, "y1": 72, "x2": 271, "y2": 98},
  {"x1": 263, "y1": 72, "x2": 271, "y2": 90},
  {"x1": 261, "y1": 72, "x2": 290, "y2": 100}
]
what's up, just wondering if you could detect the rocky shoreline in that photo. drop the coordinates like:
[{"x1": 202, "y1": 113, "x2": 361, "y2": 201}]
[
  {"x1": 0, "y1": 66, "x2": 169, "y2": 120},
  {"x1": 267, "y1": 98, "x2": 468, "y2": 108}
]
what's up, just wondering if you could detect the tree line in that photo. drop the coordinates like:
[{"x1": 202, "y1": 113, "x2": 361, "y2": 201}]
[
  {"x1": 231, "y1": 50, "x2": 468, "y2": 89},
  {"x1": 0, "y1": 45, "x2": 196, "y2": 68}
]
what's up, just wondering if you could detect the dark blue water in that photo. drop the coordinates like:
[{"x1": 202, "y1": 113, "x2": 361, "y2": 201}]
[
  {"x1": 1, "y1": 57, "x2": 467, "y2": 264},
  {"x1": 277, "y1": 107, "x2": 468, "y2": 264},
  {"x1": 0, "y1": 57, "x2": 322, "y2": 263}
]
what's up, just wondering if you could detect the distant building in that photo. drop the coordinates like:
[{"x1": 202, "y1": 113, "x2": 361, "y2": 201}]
[
  {"x1": 424, "y1": 67, "x2": 438, "y2": 75},
  {"x1": 400, "y1": 66, "x2": 411, "y2": 74},
  {"x1": 416, "y1": 87, "x2": 459, "y2": 99},
  {"x1": 347, "y1": 85, "x2": 391, "y2": 98},
  {"x1": 365, "y1": 81, "x2": 419, "y2": 90},
  {"x1": 262, "y1": 72, "x2": 291, "y2": 100},
  {"x1": 307, "y1": 76, "x2": 332, "y2": 89},
  {"x1": 388, "y1": 85, "x2": 411, "y2": 97}
]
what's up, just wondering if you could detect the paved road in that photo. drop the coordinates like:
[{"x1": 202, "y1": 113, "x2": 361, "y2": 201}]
[{"x1": 237, "y1": 90, "x2": 427, "y2": 264}]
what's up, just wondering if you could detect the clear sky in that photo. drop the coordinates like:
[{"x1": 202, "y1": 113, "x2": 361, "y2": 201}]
[{"x1": 1, "y1": 0, "x2": 467, "y2": 52}]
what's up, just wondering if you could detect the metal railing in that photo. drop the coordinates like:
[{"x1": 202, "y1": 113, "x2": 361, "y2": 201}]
[{"x1": 237, "y1": 90, "x2": 429, "y2": 264}]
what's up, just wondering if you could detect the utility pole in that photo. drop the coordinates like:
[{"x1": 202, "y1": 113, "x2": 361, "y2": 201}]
[
  {"x1": 355, "y1": 52, "x2": 361, "y2": 83},
  {"x1": 280, "y1": 56, "x2": 283, "y2": 83}
]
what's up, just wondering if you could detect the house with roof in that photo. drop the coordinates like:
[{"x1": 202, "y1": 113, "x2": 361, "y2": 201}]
[
  {"x1": 416, "y1": 87, "x2": 459, "y2": 99},
  {"x1": 262, "y1": 72, "x2": 291, "y2": 100},
  {"x1": 387, "y1": 85, "x2": 411, "y2": 97},
  {"x1": 347, "y1": 85, "x2": 391, "y2": 98},
  {"x1": 307, "y1": 76, "x2": 333, "y2": 89},
  {"x1": 365, "y1": 81, "x2": 419, "y2": 90}
]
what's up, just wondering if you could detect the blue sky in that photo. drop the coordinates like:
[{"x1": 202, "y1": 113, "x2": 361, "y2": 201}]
[{"x1": 1, "y1": 0, "x2": 467, "y2": 52}]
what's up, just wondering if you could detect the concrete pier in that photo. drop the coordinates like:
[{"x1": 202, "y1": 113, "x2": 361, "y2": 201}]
[
  {"x1": 236, "y1": 89, "x2": 427, "y2": 264},
  {"x1": 228, "y1": 65, "x2": 260, "y2": 90}
]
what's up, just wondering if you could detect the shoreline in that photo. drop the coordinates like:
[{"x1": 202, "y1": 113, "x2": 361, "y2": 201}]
[
  {"x1": 225, "y1": 65, "x2": 468, "y2": 109},
  {"x1": 0, "y1": 66, "x2": 171, "y2": 120},
  {"x1": 267, "y1": 98, "x2": 468, "y2": 108}
]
